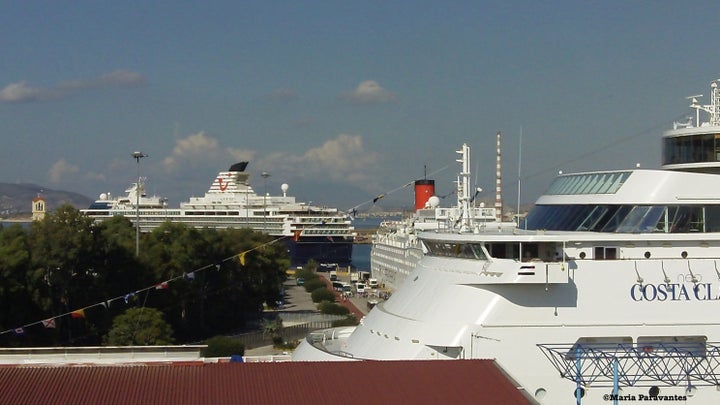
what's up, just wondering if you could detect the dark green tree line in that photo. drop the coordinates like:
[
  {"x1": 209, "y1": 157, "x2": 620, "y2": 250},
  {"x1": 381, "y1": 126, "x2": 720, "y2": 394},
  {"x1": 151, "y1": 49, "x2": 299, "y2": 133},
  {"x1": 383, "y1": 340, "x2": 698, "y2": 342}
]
[{"x1": 0, "y1": 205, "x2": 288, "y2": 346}]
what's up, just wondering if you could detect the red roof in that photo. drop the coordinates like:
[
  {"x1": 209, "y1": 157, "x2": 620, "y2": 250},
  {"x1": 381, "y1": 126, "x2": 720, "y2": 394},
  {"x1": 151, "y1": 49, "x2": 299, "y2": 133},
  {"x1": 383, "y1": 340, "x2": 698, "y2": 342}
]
[{"x1": 0, "y1": 360, "x2": 530, "y2": 404}]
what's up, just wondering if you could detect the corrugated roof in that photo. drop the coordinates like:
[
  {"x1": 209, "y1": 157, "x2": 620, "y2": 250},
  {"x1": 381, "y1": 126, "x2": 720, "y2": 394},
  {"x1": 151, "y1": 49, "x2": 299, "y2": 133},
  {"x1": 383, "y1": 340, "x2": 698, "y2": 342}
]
[{"x1": 0, "y1": 359, "x2": 531, "y2": 404}]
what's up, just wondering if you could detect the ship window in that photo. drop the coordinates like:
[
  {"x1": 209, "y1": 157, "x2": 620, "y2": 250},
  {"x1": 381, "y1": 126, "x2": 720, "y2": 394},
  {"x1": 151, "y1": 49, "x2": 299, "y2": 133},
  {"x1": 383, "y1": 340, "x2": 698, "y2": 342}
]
[
  {"x1": 599, "y1": 206, "x2": 632, "y2": 232},
  {"x1": 706, "y1": 206, "x2": 720, "y2": 232},
  {"x1": 615, "y1": 206, "x2": 665, "y2": 233},
  {"x1": 668, "y1": 206, "x2": 704, "y2": 233},
  {"x1": 423, "y1": 241, "x2": 487, "y2": 260},
  {"x1": 594, "y1": 247, "x2": 616, "y2": 260},
  {"x1": 576, "y1": 206, "x2": 608, "y2": 231}
]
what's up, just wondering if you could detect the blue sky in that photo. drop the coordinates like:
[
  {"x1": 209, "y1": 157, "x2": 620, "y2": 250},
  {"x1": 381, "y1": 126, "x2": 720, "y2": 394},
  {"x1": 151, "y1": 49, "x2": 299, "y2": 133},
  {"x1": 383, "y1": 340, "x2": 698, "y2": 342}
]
[{"x1": 2, "y1": 1, "x2": 720, "y2": 213}]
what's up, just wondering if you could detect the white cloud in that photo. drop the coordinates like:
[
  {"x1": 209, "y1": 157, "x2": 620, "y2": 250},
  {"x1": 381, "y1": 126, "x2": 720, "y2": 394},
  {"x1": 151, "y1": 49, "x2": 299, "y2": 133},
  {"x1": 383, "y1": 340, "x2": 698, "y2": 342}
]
[
  {"x1": 48, "y1": 159, "x2": 79, "y2": 183},
  {"x1": 261, "y1": 134, "x2": 379, "y2": 185},
  {"x1": 158, "y1": 132, "x2": 380, "y2": 200},
  {"x1": 0, "y1": 81, "x2": 52, "y2": 103},
  {"x1": 227, "y1": 147, "x2": 257, "y2": 163},
  {"x1": 162, "y1": 131, "x2": 255, "y2": 172},
  {"x1": 343, "y1": 80, "x2": 396, "y2": 104},
  {"x1": 0, "y1": 70, "x2": 146, "y2": 103}
]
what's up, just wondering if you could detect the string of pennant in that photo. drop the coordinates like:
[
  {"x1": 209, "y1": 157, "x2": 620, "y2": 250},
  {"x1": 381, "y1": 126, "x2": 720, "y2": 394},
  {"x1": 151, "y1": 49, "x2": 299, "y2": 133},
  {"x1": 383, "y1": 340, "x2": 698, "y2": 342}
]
[
  {"x1": 2, "y1": 238, "x2": 273, "y2": 337},
  {"x1": 5, "y1": 170, "x2": 446, "y2": 338}
]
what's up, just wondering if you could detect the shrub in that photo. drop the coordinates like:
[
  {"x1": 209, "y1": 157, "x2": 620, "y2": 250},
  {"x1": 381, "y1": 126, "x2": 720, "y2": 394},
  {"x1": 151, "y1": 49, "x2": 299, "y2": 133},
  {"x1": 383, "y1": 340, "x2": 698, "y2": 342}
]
[
  {"x1": 202, "y1": 335, "x2": 245, "y2": 357},
  {"x1": 303, "y1": 278, "x2": 326, "y2": 293},
  {"x1": 318, "y1": 301, "x2": 350, "y2": 315},
  {"x1": 311, "y1": 287, "x2": 336, "y2": 303},
  {"x1": 294, "y1": 268, "x2": 318, "y2": 281},
  {"x1": 104, "y1": 307, "x2": 174, "y2": 346}
]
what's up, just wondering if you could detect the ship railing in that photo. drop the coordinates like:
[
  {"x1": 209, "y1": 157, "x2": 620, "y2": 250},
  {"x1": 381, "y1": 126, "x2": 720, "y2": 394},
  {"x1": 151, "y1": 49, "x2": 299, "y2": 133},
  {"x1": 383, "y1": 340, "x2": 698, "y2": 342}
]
[
  {"x1": 538, "y1": 340, "x2": 720, "y2": 388},
  {"x1": 307, "y1": 327, "x2": 356, "y2": 345}
]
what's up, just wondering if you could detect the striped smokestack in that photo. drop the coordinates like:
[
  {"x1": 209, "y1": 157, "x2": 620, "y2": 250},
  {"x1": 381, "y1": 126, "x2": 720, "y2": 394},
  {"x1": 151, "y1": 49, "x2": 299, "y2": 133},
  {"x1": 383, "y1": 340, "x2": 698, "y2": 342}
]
[{"x1": 495, "y1": 132, "x2": 503, "y2": 221}]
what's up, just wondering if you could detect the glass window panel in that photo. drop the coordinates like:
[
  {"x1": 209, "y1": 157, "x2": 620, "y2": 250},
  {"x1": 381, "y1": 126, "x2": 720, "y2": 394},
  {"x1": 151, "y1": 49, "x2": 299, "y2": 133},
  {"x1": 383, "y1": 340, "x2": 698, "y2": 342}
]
[
  {"x1": 706, "y1": 206, "x2": 720, "y2": 232},
  {"x1": 588, "y1": 174, "x2": 607, "y2": 194},
  {"x1": 577, "y1": 205, "x2": 609, "y2": 231},
  {"x1": 601, "y1": 205, "x2": 633, "y2": 232}
]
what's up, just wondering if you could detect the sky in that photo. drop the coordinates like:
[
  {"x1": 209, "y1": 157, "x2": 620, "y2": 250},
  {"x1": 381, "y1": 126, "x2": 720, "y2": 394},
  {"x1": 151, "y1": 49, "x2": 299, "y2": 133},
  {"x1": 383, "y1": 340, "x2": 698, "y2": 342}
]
[{"x1": 3, "y1": 1, "x2": 720, "y2": 214}]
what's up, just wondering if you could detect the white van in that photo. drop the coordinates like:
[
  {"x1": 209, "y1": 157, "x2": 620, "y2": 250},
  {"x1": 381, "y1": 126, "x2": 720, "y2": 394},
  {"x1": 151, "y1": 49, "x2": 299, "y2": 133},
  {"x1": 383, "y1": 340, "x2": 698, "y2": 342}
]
[
  {"x1": 368, "y1": 278, "x2": 379, "y2": 288},
  {"x1": 355, "y1": 283, "x2": 366, "y2": 294}
]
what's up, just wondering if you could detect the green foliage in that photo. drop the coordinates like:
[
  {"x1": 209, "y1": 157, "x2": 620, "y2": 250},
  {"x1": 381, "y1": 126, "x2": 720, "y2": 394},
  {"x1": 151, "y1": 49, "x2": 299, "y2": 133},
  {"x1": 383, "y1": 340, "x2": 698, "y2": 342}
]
[
  {"x1": 317, "y1": 301, "x2": 350, "y2": 315},
  {"x1": 0, "y1": 205, "x2": 290, "y2": 347},
  {"x1": 104, "y1": 307, "x2": 174, "y2": 346},
  {"x1": 202, "y1": 335, "x2": 245, "y2": 357},
  {"x1": 303, "y1": 259, "x2": 319, "y2": 273},
  {"x1": 310, "y1": 287, "x2": 336, "y2": 303},
  {"x1": 262, "y1": 316, "x2": 283, "y2": 340},
  {"x1": 294, "y1": 268, "x2": 318, "y2": 281},
  {"x1": 303, "y1": 278, "x2": 326, "y2": 293}
]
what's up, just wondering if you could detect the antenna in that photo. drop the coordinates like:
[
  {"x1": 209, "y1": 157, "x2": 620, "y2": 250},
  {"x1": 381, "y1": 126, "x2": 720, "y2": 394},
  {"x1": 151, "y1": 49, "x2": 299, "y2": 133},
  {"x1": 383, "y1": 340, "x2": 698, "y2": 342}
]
[
  {"x1": 686, "y1": 94, "x2": 704, "y2": 127},
  {"x1": 517, "y1": 127, "x2": 522, "y2": 228},
  {"x1": 495, "y1": 132, "x2": 502, "y2": 222}
]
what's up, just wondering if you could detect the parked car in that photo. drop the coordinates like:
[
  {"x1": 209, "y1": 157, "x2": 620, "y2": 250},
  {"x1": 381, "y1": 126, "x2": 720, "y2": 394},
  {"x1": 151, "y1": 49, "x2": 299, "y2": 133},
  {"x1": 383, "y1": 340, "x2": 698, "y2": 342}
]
[{"x1": 296, "y1": 277, "x2": 305, "y2": 286}]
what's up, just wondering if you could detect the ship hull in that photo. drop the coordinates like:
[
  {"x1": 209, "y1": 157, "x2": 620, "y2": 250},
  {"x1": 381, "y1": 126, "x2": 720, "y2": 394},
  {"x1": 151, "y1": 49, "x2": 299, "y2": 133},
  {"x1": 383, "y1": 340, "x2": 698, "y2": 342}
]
[{"x1": 284, "y1": 236, "x2": 354, "y2": 268}]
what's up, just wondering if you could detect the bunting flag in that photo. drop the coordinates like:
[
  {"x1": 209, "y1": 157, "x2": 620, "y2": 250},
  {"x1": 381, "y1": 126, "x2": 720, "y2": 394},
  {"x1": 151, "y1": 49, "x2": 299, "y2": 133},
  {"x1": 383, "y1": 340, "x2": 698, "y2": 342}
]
[
  {"x1": 1, "y1": 240, "x2": 294, "y2": 338},
  {"x1": 372, "y1": 194, "x2": 385, "y2": 204}
]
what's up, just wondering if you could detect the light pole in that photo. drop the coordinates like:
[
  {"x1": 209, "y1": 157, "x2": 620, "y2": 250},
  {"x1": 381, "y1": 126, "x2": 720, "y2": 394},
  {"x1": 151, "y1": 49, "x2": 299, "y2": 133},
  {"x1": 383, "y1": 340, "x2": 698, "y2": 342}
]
[
  {"x1": 261, "y1": 171, "x2": 270, "y2": 231},
  {"x1": 132, "y1": 151, "x2": 147, "y2": 256}
]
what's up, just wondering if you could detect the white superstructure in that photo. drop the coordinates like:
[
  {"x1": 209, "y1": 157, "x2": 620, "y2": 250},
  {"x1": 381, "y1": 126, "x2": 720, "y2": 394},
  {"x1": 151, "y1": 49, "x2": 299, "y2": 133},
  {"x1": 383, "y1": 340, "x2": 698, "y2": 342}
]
[
  {"x1": 294, "y1": 80, "x2": 720, "y2": 403},
  {"x1": 370, "y1": 141, "x2": 515, "y2": 292},
  {"x1": 82, "y1": 162, "x2": 355, "y2": 267}
]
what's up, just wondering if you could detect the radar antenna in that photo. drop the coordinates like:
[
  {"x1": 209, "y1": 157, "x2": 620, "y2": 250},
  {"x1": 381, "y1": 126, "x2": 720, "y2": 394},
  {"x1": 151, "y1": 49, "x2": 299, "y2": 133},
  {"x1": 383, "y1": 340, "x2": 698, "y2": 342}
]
[
  {"x1": 686, "y1": 94, "x2": 703, "y2": 127},
  {"x1": 688, "y1": 81, "x2": 720, "y2": 127}
]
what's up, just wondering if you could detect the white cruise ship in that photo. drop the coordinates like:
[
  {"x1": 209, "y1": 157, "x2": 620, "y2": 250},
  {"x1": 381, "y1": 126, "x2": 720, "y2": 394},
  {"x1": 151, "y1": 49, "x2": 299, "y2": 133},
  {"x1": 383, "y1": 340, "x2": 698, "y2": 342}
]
[
  {"x1": 370, "y1": 137, "x2": 515, "y2": 293},
  {"x1": 83, "y1": 162, "x2": 355, "y2": 267},
  {"x1": 294, "y1": 80, "x2": 720, "y2": 403}
]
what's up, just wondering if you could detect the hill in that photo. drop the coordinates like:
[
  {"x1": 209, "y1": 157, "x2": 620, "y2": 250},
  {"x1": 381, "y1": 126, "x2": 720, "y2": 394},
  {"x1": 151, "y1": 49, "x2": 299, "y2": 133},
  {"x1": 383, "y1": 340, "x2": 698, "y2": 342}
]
[{"x1": 0, "y1": 183, "x2": 93, "y2": 218}]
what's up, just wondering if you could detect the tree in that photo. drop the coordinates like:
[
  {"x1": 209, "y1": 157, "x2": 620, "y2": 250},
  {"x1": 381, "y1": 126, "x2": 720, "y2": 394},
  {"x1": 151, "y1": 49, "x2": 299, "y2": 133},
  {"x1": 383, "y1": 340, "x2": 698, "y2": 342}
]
[
  {"x1": 0, "y1": 224, "x2": 45, "y2": 346},
  {"x1": 27, "y1": 205, "x2": 105, "y2": 345},
  {"x1": 202, "y1": 335, "x2": 245, "y2": 357},
  {"x1": 104, "y1": 307, "x2": 174, "y2": 345},
  {"x1": 311, "y1": 287, "x2": 335, "y2": 303},
  {"x1": 261, "y1": 316, "x2": 283, "y2": 344}
]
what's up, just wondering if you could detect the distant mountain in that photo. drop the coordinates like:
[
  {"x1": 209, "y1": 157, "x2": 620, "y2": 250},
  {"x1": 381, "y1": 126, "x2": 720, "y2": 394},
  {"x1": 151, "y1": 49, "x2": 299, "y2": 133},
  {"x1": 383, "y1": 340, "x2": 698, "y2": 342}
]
[{"x1": 0, "y1": 183, "x2": 93, "y2": 217}]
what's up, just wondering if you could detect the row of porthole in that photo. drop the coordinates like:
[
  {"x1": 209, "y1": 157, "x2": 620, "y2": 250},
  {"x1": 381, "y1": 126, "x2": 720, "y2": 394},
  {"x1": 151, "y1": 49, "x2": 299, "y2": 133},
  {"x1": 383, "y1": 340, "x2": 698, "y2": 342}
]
[
  {"x1": 368, "y1": 329, "x2": 420, "y2": 345},
  {"x1": 576, "y1": 251, "x2": 690, "y2": 259},
  {"x1": 558, "y1": 385, "x2": 696, "y2": 400},
  {"x1": 535, "y1": 385, "x2": 697, "y2": 399}
]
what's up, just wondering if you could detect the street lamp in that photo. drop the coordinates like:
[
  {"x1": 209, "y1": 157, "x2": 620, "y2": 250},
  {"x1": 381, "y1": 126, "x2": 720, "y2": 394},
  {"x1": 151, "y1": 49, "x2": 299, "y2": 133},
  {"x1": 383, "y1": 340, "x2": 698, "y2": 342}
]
[
  {"x1": 132, "y1": 151, "x2": 147, "y2": 256},
  {"x1": 261, "y1": 171, "x2": 270, "y2": 231}
]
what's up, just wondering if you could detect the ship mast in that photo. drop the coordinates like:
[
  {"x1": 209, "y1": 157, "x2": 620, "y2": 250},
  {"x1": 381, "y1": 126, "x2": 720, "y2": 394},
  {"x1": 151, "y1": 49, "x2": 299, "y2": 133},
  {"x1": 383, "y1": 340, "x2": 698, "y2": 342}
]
[
  {"x1": 688, "y1": 80, "x2": 720, "y2": 127},
  {"x1": 495, "y1": 132, "x2": 503, "y2": 222},
  {"x1": 456, "y1": 143, "x2": 471, "y2": 232}
]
